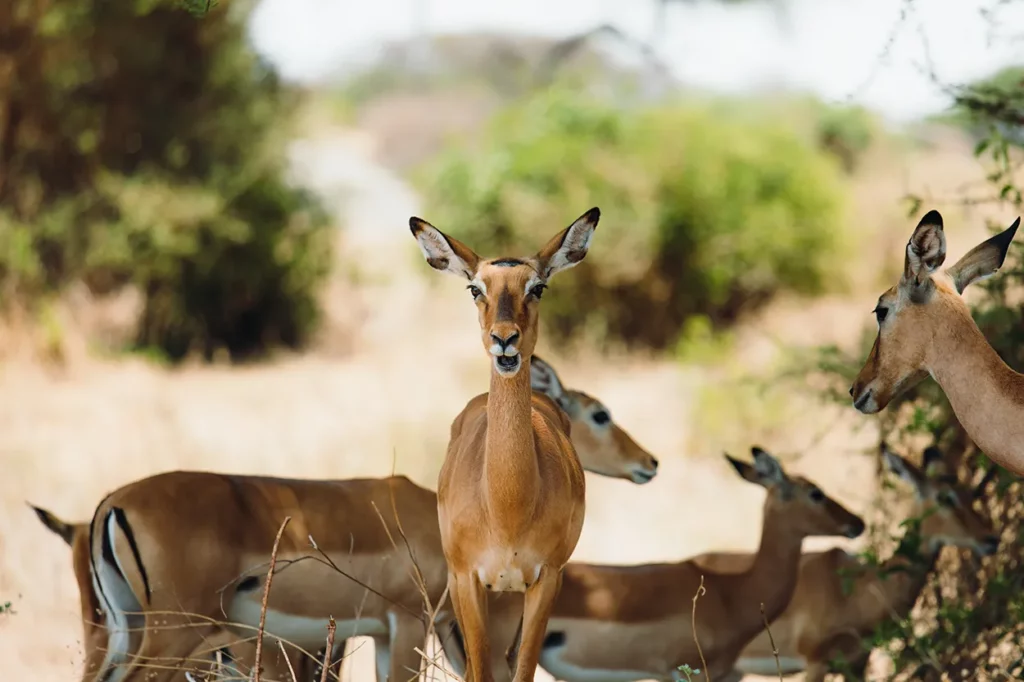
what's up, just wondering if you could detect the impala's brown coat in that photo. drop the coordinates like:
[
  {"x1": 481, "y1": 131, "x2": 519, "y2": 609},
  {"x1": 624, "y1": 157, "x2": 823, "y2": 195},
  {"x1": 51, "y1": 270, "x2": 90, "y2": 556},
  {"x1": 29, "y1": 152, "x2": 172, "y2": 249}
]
[
  {"x1": 412, "y1": 209, "x2": 601, "y2": 682},
  {"x1": 851, "y1": 210, "x2": 1024, "y2": 476},
  {"x1": 38, "y1": 353, "x2": 657, "y2": 682},
  {"x1": 695, "y1": 445, "x2": 998, "y2": 682},
  {"x1": 441, "y1": 448, "x2": 865, "y2": 682},
  {"x1": 87, "y1": 474, "x2": 444, "y2": 682}
]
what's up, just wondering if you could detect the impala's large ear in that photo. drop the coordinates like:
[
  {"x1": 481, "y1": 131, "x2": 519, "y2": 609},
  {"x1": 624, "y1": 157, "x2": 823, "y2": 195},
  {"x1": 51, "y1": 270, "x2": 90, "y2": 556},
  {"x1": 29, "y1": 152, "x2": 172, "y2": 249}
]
[
  {"x1": 881, "y1": 443, "x2": 926, "y2": 498},
  {"x1": 530, "y1": 355, "x2": 570, "y2": 410},
  {"x1": 535, "y1": 207, "x2": 600, "y2": 279},
  {"x1": 726, "y1": 447, "x2": 786, "y2": 488},
  {"x1": 750, "y1": 446, "x2": 787, "y2": 486},
  {"x1": 409, "y1": 217, "x2": 480, "y2": 280},
  {"x1": 902, "y1": 210, "x2": 947, "y2": 290},
  {"x1": 947, "y1": 217, "x2": 1020, "y2": 294}
]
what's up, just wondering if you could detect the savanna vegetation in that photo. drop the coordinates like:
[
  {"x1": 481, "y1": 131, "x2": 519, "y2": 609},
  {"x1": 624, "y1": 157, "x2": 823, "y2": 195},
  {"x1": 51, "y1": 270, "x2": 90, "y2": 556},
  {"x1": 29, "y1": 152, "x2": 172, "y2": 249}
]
[
  {"x1": 415, "y1": 88, "x2": 864, "y2": 350},
  {"x1": 4, "y1": 0, "x2": 1024, "y2": 675},
  {"x1": 0, "y1": 0, "x2": 331, "y2": 362}
]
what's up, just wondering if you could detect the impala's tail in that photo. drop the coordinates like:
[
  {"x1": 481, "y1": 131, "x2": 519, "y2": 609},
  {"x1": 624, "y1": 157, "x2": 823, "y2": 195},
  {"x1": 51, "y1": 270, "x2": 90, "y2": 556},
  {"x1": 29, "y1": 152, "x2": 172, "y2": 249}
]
[
  {"x1": 29, "y1": 503, "x2": 76, "y2": 546},
  {"x1": 89, "y1": 502, "x2": 149, "y2": 682}
]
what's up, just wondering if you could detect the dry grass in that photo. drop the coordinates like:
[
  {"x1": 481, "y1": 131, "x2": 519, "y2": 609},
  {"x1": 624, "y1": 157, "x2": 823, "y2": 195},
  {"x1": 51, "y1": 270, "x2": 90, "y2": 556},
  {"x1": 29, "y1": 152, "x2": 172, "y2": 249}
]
[{"x1": 0, "y1": 114, "x2": 1004, "y2": 682}]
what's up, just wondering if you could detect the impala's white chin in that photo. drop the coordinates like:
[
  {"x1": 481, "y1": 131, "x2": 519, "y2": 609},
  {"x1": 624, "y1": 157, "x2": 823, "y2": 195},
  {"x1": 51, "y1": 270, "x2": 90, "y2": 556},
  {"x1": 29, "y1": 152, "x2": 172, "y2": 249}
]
[
  {"x1": 630, "y1": 469, "x2": 656, "y2": 484},
  {"x1": 494, "y1": 353, "x2": 521, "y2": 376}
]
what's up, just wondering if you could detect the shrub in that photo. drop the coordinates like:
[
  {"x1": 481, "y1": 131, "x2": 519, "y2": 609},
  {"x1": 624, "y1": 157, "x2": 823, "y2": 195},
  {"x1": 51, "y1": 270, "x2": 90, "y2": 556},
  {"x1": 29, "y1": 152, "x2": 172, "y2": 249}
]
[
  {"x1": 813, "y1": 103, "x2": 877, "y2": 173},
  {"x1": 0, "y1": 0, "x2": 332, "y2": 362},
  {"x1": 416, "y1": 89, "x2": 846, "y2": 349}
]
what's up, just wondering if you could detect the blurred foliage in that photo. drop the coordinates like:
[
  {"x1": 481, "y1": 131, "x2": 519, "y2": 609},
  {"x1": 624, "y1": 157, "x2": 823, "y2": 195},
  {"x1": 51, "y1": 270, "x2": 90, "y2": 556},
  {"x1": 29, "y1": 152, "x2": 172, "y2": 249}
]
[
  {"x1": 813, "y1": 102, "x2": 877, "y2": 173},
  {"x1": 416, "y1": 89, "x2": 847, "y2": 350},
  {"x1": 331, "y1": 31, "x2": 670, "y2": 109},
  {"x1": 931, "y1": 65, "x2": 1024, "y2": 147},
  {"x1": 792, "y1": 81, "x2": 1024, "y2": 676},
  {"x1": 0, "y1": 0, "x2": 332, "y2": 362}
]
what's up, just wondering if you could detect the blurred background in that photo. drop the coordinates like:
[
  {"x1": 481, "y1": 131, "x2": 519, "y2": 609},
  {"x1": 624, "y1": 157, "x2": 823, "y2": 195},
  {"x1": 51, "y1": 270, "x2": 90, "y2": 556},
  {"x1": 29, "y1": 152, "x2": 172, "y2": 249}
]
[{"x1": 2, "y1": 0, "x2": 1023, "y2": 679}]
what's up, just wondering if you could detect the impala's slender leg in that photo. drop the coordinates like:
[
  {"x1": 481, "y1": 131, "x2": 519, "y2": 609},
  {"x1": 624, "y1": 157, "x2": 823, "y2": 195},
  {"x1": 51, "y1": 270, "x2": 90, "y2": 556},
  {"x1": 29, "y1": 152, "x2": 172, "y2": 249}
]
[
  {"x1": 119, "y1": 619, "x2": 217, "y2": 682},
  {"x1": 372, "y1": 634, "x2": 392, "y2": 682},
  {"x1": 445, "y1": 575, "x2": 470, "y2": 680},
  {"x1": 510, "y1": 566, "x2": 561, "y2": 682},
  {"x1": 389, "y1": 612, "x2": 427, "y2": 682},
  {"x1": 454, "y1": 572, "x2": 492, "y2": 682},
  {"x1": 803, "y1": 664, "x2": 829, "y2": 682},
  {"x1": 81, "y1": 634, "x2": 111, "y2": 682}
]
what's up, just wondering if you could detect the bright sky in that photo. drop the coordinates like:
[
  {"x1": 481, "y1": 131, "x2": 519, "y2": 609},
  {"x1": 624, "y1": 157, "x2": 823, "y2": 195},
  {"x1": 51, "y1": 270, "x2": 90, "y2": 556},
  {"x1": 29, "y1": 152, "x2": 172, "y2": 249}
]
[{"x1": 249, "y1": 0, "x2": 1024, "y2": 122}]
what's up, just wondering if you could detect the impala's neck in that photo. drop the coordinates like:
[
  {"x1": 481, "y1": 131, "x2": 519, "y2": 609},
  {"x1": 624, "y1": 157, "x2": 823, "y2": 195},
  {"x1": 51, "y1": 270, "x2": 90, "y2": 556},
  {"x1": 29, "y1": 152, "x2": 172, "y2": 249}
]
[
  {"x1": 928, "y1": 310, "x2": 1024, "y2": 475},
  {"x1": 484, "y1": 361, "x2": 540, "y2": 528},
  {"x1": 714, "y1": 500, "x2": 804, "y2": 641}
]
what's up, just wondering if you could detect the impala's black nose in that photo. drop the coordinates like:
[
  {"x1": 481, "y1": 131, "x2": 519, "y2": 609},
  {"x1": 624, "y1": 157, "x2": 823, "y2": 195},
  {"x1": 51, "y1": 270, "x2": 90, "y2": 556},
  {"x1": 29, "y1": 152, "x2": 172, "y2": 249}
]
[{"x1": 490, "y1": 331, "x2": 520, "y2": 350}]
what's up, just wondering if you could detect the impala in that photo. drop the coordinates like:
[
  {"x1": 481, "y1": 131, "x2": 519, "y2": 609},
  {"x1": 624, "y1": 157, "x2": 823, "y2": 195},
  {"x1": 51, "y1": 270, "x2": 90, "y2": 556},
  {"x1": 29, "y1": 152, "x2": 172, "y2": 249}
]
[
  {"x1": 850, "y1": 210, "x2": 1024, "y2": 477},
  {"x1": 440, "y1": 447, "x2": 866, "y2": 682},
  {"x1": 38, "y1": 353, "x2": 656, "y2": 682},
  {"x1": 31, "y1": 507, "x2": 282, "y2": 682},
  {"x1": 411, "y1": 207, "x2": 599, "y2": 682},
  {"x1": 695, "y1": 443, "x2": 999, "y2": 682}
]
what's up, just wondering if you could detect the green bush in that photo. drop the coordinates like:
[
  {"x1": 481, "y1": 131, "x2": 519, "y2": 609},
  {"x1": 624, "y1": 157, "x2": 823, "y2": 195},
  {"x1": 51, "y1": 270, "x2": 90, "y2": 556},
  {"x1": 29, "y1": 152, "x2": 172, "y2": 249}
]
[
  {"x1": 931, "y1": 65, "x2": 1024, "y2": 147},
  {"x1": 0, "y1": 0, "x2": 332, "y2": 362},
  {"x1": 416, "y1": 90, "x2": 846, "y2": 349},
  {"x1": 814, "y1": 103, "x2": 877, "y2": 173}
]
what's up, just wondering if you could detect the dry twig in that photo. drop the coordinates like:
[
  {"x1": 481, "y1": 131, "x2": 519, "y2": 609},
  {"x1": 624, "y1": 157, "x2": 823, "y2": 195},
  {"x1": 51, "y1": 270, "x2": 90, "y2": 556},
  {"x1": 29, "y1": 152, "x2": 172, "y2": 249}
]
[
  {"x1": 759, "y1": 602, "x2": 784, "y2": 681},
  {"x1": 319, "y1": 617, "x2": 337, "y2": 682},
  {"x1": 276, "y1": 639, "x2": 299, "y2": 682},
  {"x1": 691, "y1": 575, "x2": 710, "y2": 681},
  {"x1": 253, "y1": 516, "x2": 292, "y2": 682}
]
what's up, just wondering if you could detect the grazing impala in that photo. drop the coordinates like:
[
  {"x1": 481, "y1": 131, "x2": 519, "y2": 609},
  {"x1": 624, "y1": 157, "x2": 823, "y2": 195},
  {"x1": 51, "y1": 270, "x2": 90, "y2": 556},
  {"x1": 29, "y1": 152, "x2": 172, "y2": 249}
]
[
  {"x1": 31, "y1": 507, "x2": 288, "y2": 682},
  {"x1": 41, "y1": 352, "x2": 655, "y2": 682},
  {"x1": 441, "y1": 447, "x2": 865, "y2": 682},
  {"x1": 695, "y1": 444, "x2": 999, "y2": 682},
  {"x1": 87, "y1": 474, "x2": 443, "y2": 682},
  {"x1": 410, "y1": 208, "x2": 599, "y2": 682},
  {"x1": 850, "y1": 210, "x2": 1024, "y2": 477}
]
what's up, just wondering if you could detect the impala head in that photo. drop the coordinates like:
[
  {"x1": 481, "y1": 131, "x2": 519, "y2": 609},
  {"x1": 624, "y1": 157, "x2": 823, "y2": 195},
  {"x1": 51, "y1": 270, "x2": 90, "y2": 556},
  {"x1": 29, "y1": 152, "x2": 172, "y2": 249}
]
[
  {"x1": 726, "y1": 447, "x2": 865, "y2": 539},
  {"x1": 530, "y1": 355, "x2": 659, "y2": 484},
  {"x1": 850, "y1": 210, "x2": 1021, "y2": 413},
  {"x1": 410, "y1": 208, "x2": 600, "y2": 378},
  {"x1": 882, "y1": 444, "x2": 999, "y2": 556}
]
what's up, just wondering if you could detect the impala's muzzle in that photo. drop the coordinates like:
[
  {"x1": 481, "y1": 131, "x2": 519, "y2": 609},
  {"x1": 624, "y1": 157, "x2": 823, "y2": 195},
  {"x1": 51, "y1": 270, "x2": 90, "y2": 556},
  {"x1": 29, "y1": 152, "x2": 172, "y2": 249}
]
[
  {"x1": 489, "y1": 330, "x2": 521, "y2": 376},
  {"x1": 630, "y1": 457, "x2": 659, "y2": 484},
  {"x1": 844, "y1": 517, "x2": 867, "y2": 539},
  {"x1": 850, "y1": 381, "x2": 879, "y2": 414},
  {"x1": 980, "y1": 535, "x2": 1000, "y2": 556}
]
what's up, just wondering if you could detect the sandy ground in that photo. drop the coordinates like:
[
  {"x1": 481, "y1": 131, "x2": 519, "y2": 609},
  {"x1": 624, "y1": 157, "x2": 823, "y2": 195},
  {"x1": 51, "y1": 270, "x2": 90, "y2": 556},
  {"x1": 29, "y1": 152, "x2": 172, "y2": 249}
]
[{"x1": 0, "y1": 119, "x2": 1011, "y2": 681}]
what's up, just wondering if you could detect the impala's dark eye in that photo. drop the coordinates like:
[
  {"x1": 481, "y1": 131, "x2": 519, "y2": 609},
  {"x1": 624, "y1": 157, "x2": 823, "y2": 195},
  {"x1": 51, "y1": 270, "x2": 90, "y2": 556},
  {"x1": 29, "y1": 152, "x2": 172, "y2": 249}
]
[
  {"x1": 937, "y1": 490, "x2": 958, "y2": 508},
  {"x1": 808, "y1": 487, "x2": 825, "y2": 502},
  {"x1": 529, "y1": 283, "x2": 547, "y2": 300},
  {"x1": 468, "y1": 285, "x2": 483, "y2": 300},
  {"x1": 592, "y1": 410, "x2": 610, "y2": 426},
  {"x1": 874, "y1": 306, "x2": 888, "y2": 324}
]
